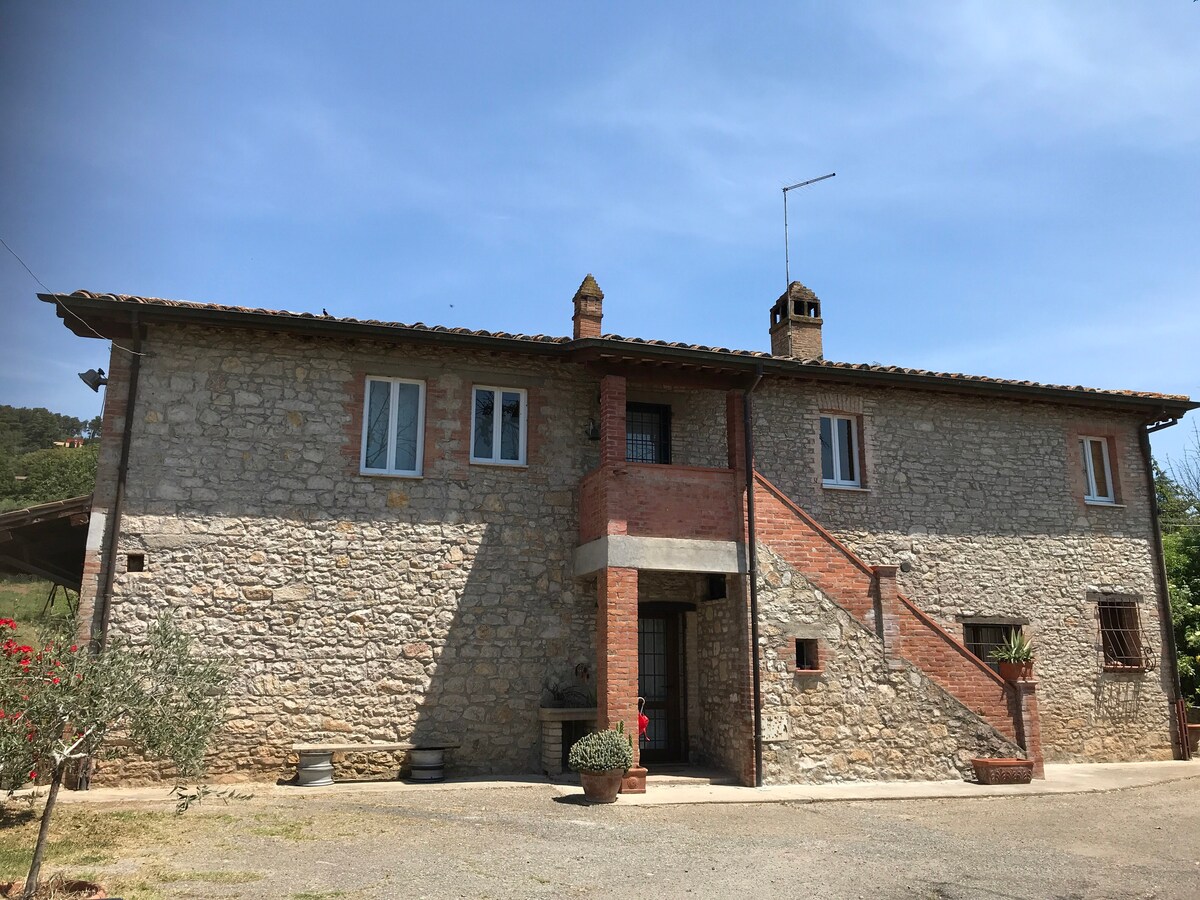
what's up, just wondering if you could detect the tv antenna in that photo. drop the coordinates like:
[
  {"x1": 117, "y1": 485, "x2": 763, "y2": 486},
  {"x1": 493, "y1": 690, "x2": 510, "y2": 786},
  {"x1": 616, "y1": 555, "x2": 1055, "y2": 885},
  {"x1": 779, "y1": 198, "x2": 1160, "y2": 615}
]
[{"x1": 783, "y1": 172, "x2": 836, "y2": 291}]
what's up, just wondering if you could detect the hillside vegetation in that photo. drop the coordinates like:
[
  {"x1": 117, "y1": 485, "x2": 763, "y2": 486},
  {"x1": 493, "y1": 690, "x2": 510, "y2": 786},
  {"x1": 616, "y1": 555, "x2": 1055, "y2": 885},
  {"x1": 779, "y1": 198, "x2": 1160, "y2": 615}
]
[{"x1": 0, "y1": 405, "x2": 99, "y2": 512}]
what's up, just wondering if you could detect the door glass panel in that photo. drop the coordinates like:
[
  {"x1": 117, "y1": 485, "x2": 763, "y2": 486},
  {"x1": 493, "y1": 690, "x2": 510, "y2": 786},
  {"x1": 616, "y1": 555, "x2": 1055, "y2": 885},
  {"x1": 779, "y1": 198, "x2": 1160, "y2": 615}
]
[
  {"x1": 626, "y1": 403, "x2": 670, "y2": 464},
  {"x1": 638, "y1": 617, "x2": 668, "y2": 753}
]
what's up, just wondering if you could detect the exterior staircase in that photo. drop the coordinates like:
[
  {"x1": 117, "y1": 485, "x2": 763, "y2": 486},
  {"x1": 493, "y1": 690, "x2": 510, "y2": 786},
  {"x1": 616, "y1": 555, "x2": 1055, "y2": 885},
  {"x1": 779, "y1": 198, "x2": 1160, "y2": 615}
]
[{"x1": 754, "y1": 473, "x2": 1030, "y2": 748}]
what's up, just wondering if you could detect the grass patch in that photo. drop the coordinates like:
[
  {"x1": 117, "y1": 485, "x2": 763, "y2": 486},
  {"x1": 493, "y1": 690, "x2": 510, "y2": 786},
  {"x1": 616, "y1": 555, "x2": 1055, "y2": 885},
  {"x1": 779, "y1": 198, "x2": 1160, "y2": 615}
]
[
  {"x1": 0, "y1": 804, "x2": 180, "y2": 881},
  {"x1": 0, "y1": 575, "x2": 73, "y2": 645},
  {"x1": 152, "y1": 868, "x2": 264, "y2": 884},
  {"x1": 248, "y1": 813, "x2": 313, "y2": 840}
]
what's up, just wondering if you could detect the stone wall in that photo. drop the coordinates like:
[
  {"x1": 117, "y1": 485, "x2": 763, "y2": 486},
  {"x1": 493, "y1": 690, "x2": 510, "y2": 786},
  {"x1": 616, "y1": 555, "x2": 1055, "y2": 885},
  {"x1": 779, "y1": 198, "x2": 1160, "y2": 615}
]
[
  {"x1": 694, "y1": 574, "x2": 756, "y2": 784},
  {"x1": 101, "y1": 324, "x2": 599, "y2": 782},
  {"x1": 752, "y1": 381, "x2": 1175, "y2": 762},
  {"x1": 757, "y1": 545, "x2": 1019, "y2": 783}
]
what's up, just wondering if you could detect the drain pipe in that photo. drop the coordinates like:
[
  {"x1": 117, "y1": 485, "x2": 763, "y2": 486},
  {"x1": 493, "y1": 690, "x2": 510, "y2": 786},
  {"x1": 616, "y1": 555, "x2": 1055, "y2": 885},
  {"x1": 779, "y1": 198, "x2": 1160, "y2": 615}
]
[
  {"x1": 1140, "y1": 416, "x2": 1189, "y2": 759},
  {"x1": 94, "y1": 312, "x2": 142, "y2": 648},
  {"x1": 742, "y1": 363, "x2": 765, "y2": 786}
]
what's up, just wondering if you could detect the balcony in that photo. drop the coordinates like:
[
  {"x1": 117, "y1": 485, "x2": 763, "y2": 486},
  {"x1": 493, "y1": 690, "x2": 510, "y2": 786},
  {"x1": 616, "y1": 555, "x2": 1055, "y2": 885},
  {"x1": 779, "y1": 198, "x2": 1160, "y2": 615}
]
[{"x1": 579, "y1": 462, "x2": 742, "y2": 544}]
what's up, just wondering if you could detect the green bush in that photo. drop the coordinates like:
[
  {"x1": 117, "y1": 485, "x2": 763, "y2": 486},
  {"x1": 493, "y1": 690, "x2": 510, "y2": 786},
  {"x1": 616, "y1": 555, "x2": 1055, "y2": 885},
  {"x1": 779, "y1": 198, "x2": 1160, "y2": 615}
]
[{"x1": 567, "y1": 722, "x2": 633, "y2": 774}]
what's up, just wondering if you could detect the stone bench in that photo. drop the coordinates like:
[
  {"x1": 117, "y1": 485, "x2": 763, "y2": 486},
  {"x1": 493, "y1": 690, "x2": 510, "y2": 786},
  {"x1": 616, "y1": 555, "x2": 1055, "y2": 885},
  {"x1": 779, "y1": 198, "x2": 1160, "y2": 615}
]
[{"x1": 292, "y1": 742, "x2": 460, "y2": 787}]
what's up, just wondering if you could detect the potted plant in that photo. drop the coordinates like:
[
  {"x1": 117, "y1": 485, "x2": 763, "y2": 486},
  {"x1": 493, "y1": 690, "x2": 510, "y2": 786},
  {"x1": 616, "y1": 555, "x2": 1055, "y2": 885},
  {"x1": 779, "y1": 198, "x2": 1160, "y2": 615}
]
[
  {"x1": 568, "y1": 722, "x2": 633, "y2": 803},
  {"x1": 989, "y1": 631, "x2": 1034, "y2": 682}
]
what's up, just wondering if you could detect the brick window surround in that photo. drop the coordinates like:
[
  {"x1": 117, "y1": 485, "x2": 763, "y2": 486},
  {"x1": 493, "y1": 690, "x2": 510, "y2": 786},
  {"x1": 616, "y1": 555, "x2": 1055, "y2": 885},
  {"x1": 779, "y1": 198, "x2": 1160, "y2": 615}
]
[
  {"x1": 781, "y1": 637, "x2": 823, "y2": 675},
  {"x1": 819, "y1": 411, "x2": 866, "y2": 489},
  {"x1": 1066, "y1": 426, "x2": 1124, "y2": 507}
]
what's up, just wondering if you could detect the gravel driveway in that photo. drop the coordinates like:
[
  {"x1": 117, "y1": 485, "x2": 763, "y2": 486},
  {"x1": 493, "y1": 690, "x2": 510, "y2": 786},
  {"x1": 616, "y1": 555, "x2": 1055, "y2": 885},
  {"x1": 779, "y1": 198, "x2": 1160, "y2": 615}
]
[{"x1": 62, "y1": 774, "x2": 1200, "y2": 899}]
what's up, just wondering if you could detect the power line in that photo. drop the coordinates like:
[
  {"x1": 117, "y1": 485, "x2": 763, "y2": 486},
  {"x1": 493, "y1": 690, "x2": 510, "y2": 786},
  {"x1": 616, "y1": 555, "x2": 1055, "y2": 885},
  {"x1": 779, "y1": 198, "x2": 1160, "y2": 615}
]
[{"x1": 0, "y1": 235, "x2": 145, "y2": 357}]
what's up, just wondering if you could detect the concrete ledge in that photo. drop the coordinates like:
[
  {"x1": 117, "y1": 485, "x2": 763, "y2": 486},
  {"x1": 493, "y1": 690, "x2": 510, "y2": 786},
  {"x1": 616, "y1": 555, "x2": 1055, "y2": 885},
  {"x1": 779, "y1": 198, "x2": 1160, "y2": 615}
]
[{"x1": 574, "y1": 534, "x2": 746, "y2": 576}]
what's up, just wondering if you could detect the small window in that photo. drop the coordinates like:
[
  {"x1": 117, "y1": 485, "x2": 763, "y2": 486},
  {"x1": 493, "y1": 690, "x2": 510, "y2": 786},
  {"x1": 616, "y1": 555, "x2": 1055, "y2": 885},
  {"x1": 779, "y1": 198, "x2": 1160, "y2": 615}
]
[
  {"x1": 361, "y1": 376, "x2": 426, "y2": 476},
  {"x1": 1097, "y1": 597, "x2": 1145, "y2": 670},
  {"x1": 964, "y1": 623, "x2": 1020, "y2": 674},
  {"x1": 471, "y1": 386, "x2": 527, "y2": 465},
  {"x1": 706, "y1": 575, "x2": 727, "y2": 600},
  {"x1": 820, "y1": 414, "x2": 860, "y2": 487},
  {"x1": 795, "y1": 638, "x2": 821, "y2": 672},
  {"x1": 626, "y1": 403, "x2": 671, "y2": 464},
  {"x1": 1079, "y1": 436, "x2": 1115, "y2": 503},
  {"x1": 126, "y1": 553, "x2": 146, "y2": 573}
]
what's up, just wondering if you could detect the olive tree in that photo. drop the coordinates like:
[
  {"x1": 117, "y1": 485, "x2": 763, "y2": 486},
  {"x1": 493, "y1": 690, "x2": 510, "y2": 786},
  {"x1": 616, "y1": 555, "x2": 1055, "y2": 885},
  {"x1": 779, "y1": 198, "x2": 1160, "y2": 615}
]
[{"x1": 0, "y1": 615, "x2": 228, "y2": 899}]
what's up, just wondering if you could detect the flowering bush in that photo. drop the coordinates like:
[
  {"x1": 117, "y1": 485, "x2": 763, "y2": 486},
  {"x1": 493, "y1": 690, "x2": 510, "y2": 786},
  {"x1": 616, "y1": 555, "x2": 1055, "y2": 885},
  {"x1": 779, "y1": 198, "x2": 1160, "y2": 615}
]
[{"x1": 0, "y1": 614, "x2": 229, "y2": 898}]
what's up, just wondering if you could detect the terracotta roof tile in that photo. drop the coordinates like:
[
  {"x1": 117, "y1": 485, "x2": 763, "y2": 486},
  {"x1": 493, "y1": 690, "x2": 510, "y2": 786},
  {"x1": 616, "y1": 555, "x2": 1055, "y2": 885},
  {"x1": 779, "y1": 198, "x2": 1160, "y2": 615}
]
[{"x1": 56, "y1": 291, "x2": 1193, "y2": 405}]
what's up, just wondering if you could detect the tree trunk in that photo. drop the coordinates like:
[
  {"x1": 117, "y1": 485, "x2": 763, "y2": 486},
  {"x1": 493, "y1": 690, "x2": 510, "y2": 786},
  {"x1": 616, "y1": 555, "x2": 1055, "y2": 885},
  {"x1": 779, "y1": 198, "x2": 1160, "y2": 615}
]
[{"x1": 22, "y1": 763, "x2": 64, "y2": 900}]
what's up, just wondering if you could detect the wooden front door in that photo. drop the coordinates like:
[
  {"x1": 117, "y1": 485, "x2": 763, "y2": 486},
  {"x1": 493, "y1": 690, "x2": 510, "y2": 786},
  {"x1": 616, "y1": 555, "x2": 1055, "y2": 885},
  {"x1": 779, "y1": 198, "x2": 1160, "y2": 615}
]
[{"x1": 638, "y1": 610, "x2": 686, "y2": 763}]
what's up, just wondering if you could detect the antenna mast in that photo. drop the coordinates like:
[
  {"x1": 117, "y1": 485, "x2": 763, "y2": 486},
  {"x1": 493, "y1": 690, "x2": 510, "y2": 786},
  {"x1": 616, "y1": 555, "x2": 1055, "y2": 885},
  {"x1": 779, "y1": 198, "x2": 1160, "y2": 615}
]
[{"x1": 783, "y1": 172, "x2": 836, "y2": 291}]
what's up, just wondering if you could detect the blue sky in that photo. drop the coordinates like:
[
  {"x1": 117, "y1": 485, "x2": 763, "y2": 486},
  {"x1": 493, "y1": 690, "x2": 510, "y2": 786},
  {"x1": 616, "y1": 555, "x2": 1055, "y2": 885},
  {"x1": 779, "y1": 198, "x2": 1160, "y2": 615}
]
[{"x1": 2, "y1": 1, "x2": 1198, "y2": 463}]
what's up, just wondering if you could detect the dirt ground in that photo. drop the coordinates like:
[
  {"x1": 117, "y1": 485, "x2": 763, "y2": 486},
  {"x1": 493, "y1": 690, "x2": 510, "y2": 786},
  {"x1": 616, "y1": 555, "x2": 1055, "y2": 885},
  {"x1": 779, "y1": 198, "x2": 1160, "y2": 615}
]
[{"x1": 3, "y1": 776, "x2": 1199, "y2": 899}]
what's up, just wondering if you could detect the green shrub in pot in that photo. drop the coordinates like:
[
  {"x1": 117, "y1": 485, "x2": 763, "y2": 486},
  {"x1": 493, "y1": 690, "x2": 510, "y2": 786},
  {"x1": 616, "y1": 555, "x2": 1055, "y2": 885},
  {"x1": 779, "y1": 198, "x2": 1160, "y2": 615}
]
[{"x1": 568, "y1": 722, "x2": 634, "y2": 774}]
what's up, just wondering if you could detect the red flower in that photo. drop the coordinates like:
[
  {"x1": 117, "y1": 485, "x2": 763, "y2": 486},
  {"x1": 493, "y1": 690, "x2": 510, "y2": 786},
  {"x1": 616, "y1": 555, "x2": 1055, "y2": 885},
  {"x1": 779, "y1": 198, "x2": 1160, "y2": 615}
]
[
  {"x1": 51, "y1": 677, "x2": 60, "y2": 685},
  {"x1": 69, "y1": 645, "x2": 78, "y2": 653},
  {"x1": 0, "y1": 618, "x2": 16, "y2": 629},
  {"x1": 29, "y1": 771, "x2": 37, "y2": 780}
]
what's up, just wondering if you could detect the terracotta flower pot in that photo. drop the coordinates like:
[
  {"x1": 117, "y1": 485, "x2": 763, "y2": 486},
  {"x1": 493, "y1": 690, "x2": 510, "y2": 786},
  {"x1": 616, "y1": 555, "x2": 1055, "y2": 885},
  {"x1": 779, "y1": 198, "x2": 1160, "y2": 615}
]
[
  {"x1": 578, "y1": 768, "x2": 625, "y2": 803},
  {"x1": 971, "y1": 757, "x2": 1034, "y2": 785},
  {"x1": 997, "y1": 661, "x2": 1033, "y2": 682}
]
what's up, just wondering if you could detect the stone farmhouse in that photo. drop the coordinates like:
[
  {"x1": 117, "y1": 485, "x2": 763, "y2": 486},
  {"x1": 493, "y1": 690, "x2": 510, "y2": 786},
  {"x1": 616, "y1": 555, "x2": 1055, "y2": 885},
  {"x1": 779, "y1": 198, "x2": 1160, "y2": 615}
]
[{"x1": 41, "y1": 278, "x2": 1196, "y2": 787}]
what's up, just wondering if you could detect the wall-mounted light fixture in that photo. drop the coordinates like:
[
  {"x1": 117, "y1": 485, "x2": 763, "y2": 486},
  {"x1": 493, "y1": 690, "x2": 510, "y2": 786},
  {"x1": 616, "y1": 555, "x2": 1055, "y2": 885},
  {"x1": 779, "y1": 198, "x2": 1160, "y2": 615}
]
[{"x1": 78, "y1": 368, "x2": 108, "y2": 392}]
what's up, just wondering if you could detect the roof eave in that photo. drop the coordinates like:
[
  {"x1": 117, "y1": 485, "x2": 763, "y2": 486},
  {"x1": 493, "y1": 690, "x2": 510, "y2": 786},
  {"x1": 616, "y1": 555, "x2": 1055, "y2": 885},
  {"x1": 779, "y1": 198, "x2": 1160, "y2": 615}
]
[
  {"x1": 43, "y1": 293, "x2": 1197, "y2": 418},
  {"x1": 40, "y1": 292, "x2": 567, "y2": 357},
  {"x1": 569, "y1": 338, "x2": 1199, "y2": 418}
]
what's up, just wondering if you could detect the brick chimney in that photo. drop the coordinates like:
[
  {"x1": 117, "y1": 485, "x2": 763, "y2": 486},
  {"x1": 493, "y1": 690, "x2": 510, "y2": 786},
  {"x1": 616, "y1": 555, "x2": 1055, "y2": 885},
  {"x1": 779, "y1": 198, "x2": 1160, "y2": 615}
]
[
  {"x1": 769, "y1": 281, "x2": 823, "y2": 359},
  {"x1": 572, "y1": 274, "x2": 604, "y2": 339}
]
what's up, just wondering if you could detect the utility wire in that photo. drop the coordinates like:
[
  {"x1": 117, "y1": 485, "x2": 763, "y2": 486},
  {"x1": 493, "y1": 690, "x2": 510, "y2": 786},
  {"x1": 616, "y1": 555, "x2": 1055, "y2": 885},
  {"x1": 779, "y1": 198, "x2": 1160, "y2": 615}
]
[{"x1": 1, "y1": 234, "x2": 146, "y2": 356}]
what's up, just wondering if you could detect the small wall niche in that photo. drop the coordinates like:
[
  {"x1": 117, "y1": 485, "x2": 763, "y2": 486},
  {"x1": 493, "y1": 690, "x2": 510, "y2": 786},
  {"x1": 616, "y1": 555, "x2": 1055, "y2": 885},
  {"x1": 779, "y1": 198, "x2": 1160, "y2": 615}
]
[{"x1": 794, "y1": 638, "x2": 821, "y2": 673}]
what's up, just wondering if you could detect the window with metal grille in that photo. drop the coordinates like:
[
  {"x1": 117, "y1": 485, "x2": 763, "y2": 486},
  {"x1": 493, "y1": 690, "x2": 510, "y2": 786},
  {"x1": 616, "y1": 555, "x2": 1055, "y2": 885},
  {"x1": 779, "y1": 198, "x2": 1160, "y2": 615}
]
[
  {"x1": 1097, "y1": 596, "x2": 1146, "y2": 670},
  {"x1": 964, "y1": 623, "x2": 1020, "y2": 674},
  {"x1": 626, "y1": 403, "x2": 671, "y2": 464}
]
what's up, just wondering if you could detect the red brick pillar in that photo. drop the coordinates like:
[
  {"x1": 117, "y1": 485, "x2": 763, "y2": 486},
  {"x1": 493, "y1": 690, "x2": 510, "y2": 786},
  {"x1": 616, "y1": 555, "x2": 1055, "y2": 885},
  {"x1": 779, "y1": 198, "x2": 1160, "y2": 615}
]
[
  {"x1": 873, "y1": 565, "x2": 905, "y2": 672},
  {"x1": 599, "y1": 374, "x2": 627, "y2": 468},
  {"x1": 726, "y1": 391, "x2": 746, "y2": 473},
  {"x1": 1011, "y1": 679, "x2": 1045, "y2": 779},
  {"x1": 596, "y1": 565, "x2": 645, "y2": 792}
]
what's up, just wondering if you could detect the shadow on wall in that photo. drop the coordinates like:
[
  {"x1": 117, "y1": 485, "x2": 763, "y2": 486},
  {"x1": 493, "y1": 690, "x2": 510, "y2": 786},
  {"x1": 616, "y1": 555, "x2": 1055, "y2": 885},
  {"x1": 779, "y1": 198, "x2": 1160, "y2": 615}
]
[
  {"x1": 403, "y1": 521, "x2": 597, "y2": 776},
  {"x1": 1093, "y1": 676, "x2": 1145, "y2": 724}
]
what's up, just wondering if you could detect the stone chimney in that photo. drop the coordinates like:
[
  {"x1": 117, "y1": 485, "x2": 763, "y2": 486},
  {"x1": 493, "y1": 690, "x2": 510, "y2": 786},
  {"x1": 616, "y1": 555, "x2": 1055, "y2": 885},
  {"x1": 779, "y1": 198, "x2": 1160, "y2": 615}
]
[
  {"x1": 769, "y1": 281, "x2": 823, "y2": 359},
  {"x1": 572, "y1": 274, "x2": 604, "y2": 340}
]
